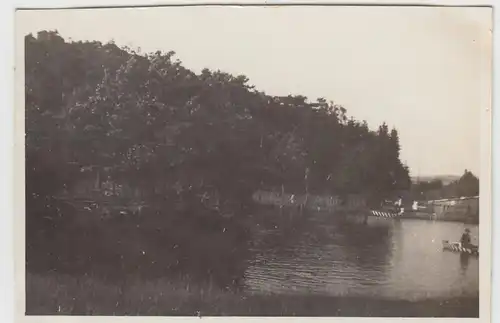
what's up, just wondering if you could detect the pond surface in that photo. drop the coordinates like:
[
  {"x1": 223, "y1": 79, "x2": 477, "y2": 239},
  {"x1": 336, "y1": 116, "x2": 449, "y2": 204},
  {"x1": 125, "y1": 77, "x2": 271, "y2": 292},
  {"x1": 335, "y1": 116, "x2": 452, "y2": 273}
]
[{"x1": 244, "y1": 213, "x2": 479, "y2": 300}]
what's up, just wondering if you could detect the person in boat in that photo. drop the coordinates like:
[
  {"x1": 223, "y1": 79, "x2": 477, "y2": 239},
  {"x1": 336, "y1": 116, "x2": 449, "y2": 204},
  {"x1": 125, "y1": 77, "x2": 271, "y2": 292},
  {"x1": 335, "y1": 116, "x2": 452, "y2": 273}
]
[{"x1": 460, "y1": 228, "x2": 472, "y2": 249}]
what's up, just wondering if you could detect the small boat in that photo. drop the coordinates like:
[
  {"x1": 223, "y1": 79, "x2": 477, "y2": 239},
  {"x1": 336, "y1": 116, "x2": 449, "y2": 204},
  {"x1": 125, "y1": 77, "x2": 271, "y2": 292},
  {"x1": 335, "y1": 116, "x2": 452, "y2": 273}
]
[
  {"x1": 369, "y1": 209, "x2": 402, "y2": 218},
  {"x1": 442, "y1": 240, "x2": 479, "y2": 256},
  {"x1": 369, "y1": 205, "x2": 404, "y2": 219},
  {"x1": 369, "y1": 199, "x2": 405, "y2": 219}
]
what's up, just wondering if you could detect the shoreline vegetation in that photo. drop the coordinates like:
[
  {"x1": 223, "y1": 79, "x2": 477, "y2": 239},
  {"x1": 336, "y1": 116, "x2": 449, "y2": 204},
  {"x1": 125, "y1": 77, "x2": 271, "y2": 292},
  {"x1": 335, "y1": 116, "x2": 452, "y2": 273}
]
[
  {"x1": 24, "y1": 30, "x2": 479, "y2": 317},
  {"x1": 26, "y1": 273, "x2": 479, "y2": 317},
  {"x1": 25, "y1": 30, "x2": 411, "y2": 288}
]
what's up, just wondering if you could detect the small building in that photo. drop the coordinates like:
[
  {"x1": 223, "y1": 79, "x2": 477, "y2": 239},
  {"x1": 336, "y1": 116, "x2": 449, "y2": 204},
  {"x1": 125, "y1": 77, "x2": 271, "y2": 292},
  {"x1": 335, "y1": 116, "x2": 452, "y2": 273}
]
[{"x1": 428, "y1": 196, "x2": 479, "y2": 222}]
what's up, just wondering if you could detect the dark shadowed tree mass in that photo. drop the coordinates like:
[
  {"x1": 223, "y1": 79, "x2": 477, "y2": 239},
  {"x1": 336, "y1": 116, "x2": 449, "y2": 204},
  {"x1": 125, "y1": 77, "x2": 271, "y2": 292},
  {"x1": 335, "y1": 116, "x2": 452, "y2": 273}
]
[{"x1": 25, "y1": 31, "x2": 411, "y2": 289}]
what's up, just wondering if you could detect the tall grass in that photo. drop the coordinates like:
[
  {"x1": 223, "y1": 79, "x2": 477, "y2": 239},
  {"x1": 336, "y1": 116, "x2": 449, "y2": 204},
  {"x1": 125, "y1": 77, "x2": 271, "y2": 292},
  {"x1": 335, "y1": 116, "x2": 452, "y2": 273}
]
[
  {"x1": 26, "y1": 272, "x2": 232, "y2": 315},
  {"x1": 26, "y1": 273, "x2": 479, "y2": 317}
]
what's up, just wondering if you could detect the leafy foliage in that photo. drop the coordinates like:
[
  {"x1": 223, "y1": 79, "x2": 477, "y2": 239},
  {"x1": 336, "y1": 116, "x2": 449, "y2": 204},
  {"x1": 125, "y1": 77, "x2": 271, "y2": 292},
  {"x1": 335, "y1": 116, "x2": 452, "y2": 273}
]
[{"x1": 25, "y1": 31, "x2": 411, "y2": 287}]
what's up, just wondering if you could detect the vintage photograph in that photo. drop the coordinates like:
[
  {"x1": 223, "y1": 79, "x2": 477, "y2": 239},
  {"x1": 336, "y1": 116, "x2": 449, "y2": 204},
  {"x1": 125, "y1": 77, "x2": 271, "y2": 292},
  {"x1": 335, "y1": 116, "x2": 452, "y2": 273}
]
[{"x1": 16, "y1": 4, "x2": 491, "y2": 318}]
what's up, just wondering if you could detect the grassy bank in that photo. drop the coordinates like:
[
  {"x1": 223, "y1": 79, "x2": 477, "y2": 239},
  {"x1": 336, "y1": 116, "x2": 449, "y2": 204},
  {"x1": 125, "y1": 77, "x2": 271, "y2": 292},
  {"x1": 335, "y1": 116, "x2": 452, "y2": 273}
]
[{"x1": 25, "y1": 273, "x2": 479, "y2": 317}]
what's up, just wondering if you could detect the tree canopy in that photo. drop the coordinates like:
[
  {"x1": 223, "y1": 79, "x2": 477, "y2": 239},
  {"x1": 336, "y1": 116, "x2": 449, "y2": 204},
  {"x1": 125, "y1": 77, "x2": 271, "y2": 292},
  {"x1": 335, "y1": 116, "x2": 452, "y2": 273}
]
[
  {"x1": 25, "y1": 30, "x2": 412, "y2": 286},
  {"x1": 26, "y1": 31, "x2": 411, "y2": 205}
]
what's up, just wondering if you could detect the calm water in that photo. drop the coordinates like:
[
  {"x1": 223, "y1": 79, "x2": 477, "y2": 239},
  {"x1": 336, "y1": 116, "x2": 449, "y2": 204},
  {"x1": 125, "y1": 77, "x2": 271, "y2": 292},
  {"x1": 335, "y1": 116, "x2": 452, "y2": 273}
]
[{"x1": 244, "y1": 213, "x2": 479, "y2": 300}]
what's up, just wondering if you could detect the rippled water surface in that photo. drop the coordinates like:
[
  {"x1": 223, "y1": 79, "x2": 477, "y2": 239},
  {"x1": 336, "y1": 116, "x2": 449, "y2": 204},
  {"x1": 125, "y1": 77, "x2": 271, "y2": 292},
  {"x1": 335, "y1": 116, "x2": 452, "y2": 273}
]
[{"x1": 244, "y1": 213, "x2": 479, "y2": 300}]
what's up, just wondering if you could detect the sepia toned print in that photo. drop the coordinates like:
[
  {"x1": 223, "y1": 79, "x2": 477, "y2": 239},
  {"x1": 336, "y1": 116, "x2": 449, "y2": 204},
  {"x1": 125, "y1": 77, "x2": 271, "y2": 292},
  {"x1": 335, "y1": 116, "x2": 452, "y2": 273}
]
[{"x1": 16, "y1": 5, "x2": 492, "y2": 319}]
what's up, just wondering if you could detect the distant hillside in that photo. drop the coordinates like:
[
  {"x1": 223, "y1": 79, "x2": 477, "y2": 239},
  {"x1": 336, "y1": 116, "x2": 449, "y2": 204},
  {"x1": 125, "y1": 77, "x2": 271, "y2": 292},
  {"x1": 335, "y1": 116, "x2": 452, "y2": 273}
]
[
  {"x1": 410, "y1": 170, "x2": 479, "y2": 201},
  {"x1": 411, "y1": 175, "x2": 461, "y2": 186}
]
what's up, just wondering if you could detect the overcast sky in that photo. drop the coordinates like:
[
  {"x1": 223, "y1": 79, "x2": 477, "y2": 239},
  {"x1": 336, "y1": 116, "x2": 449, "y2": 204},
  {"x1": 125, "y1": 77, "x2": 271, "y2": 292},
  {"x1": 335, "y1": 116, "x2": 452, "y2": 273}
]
[{"x1": 17, "y1": 6, "x2": 492, "y2": 177}]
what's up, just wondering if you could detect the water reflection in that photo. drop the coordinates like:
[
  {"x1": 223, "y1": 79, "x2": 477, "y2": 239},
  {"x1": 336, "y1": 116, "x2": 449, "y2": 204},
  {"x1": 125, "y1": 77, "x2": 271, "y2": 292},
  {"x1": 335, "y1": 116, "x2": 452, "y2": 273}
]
[
  {"x1": 245, "y1": 211, "x2": 479, "y2": 300},
  {"x1": 460, "y1": 253, "x2": 470, "y2": 276},
  {"x1": 336, "y1": 221, "x2": 393, "y2": 273}
]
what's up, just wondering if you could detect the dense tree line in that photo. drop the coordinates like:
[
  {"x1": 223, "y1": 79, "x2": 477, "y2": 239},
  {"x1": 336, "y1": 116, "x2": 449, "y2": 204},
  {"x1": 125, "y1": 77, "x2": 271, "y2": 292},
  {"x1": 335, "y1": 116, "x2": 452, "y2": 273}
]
[
  {"x1": 411, "y1": 170, "x2": 479, "y2": 201},
  {"x1": 25, "y1": 31, "x2": 411, "y2": 287}
]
